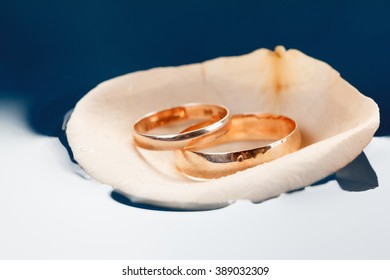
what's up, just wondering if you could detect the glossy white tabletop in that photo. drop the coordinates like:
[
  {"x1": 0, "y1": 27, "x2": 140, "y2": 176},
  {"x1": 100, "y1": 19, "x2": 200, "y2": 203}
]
[{"x1": 1, "y1": 102, "x2": 389, "y2": 259}]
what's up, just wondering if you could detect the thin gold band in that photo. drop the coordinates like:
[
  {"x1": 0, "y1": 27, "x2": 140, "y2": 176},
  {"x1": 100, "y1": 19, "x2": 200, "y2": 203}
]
[
  {"x1": 175, "y1": 113, "x2": 301, "y2": 179},
  {"x1": 132, "y1": 103, "x2": 230, "y2": 150}
]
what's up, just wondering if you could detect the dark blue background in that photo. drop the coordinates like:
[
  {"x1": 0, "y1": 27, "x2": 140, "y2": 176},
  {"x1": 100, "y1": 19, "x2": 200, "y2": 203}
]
[{"x1": 1, "y1": 0, "x2": 389, "y2": 136}]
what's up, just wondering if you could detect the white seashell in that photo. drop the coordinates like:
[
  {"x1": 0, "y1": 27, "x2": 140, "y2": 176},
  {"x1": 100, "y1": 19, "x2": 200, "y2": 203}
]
[{"x1": 66, "y1": 46, "x2": 380, "y2": 210}]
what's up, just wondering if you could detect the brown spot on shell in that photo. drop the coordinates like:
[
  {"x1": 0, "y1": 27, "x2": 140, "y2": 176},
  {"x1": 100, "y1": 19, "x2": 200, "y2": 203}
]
[{"x1": 271, "y1": 46, "x2": 287, "y2": 94}]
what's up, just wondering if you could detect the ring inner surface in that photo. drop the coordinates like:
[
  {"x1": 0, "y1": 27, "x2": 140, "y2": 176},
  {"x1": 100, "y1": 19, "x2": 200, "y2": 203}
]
[
  {"x1": 185, "y1": 114, "x2": 296, "y2": 152},
  {"x1": 134, "y1": 105, "x2": 227, "y2": 135}
]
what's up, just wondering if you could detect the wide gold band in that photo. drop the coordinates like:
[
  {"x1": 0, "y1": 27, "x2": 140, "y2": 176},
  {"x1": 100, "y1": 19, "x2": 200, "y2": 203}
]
[
  {"x1": 175, "y1": 113, "x2": 301, "y2": 179},
  {"x1": 132, "y1": 103, "x2": 230, "y2": 150}
]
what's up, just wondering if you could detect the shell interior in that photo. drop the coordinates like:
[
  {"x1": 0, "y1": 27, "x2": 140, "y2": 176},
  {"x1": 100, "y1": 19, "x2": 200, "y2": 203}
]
[{"x1": 66, "y1": 46, "x2": 380, "y2": 210}]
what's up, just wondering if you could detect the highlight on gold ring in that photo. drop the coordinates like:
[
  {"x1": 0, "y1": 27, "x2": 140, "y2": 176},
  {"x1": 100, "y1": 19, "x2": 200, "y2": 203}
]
[
  {"x1": 132, "y1": 103, "x2": 230, "y2": 151},
  {"x1": 174, "y1": 113, "x2": 302, "y2": 180}
]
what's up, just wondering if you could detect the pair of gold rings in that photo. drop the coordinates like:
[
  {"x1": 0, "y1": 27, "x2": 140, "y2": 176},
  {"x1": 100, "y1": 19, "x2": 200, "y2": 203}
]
[{"x1": 132, "y1": 103, "x2": 301, "y2": 179}]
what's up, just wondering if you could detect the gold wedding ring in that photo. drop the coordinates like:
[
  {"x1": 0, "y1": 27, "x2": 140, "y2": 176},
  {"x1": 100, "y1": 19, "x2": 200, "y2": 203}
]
[
  {"x1": 175, "y1": 114, "x2": 301, "y2": 179},
  {"x1": 132, "y1": 103, "x2": 230, "y2": 150}
]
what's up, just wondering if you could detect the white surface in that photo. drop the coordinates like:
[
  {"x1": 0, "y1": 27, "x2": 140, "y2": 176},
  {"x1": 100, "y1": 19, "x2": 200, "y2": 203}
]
[{"x1": 1, "y1": 102, "x2": 389, "y2": 259}]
